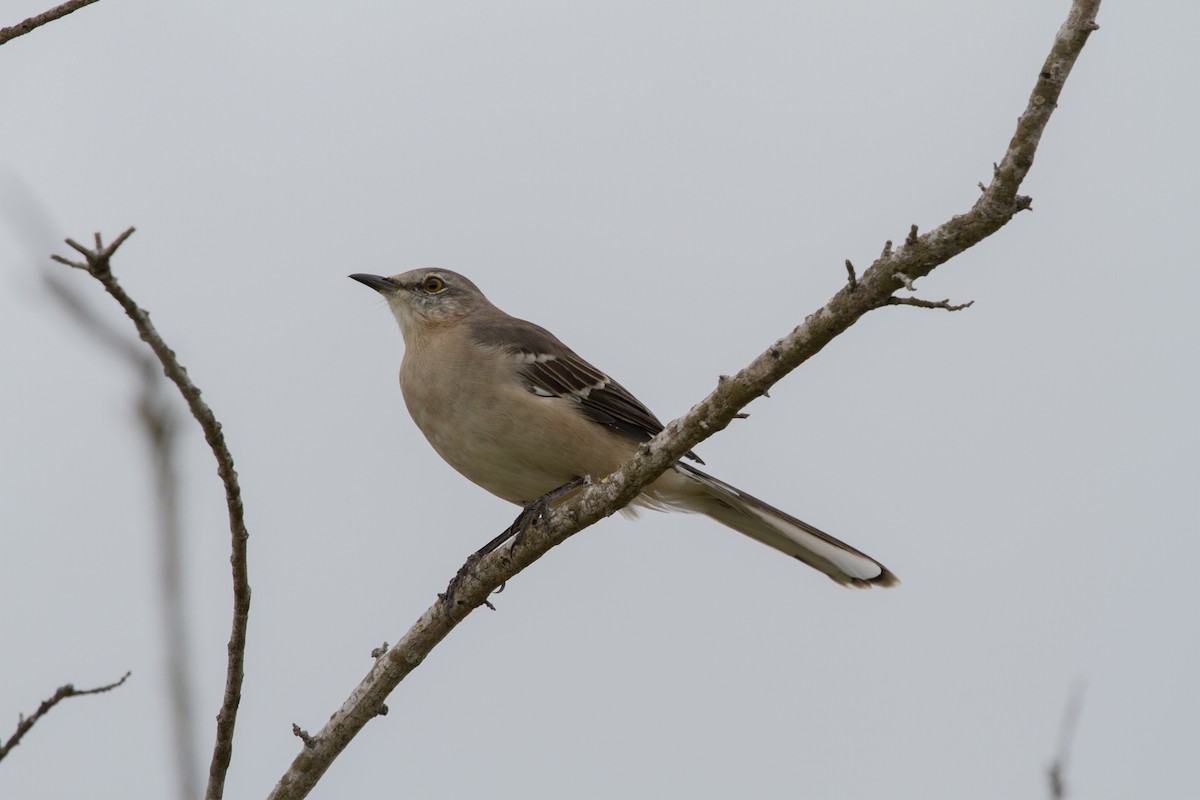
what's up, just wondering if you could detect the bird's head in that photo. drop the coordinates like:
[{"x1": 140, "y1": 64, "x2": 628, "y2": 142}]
[{"x1": 350, "y1": 269, "x2": 490, "y2": 341}]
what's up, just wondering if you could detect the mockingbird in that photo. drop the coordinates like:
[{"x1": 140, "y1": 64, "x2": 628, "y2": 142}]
[{"x1": 351, "y1": 269, "x2": 897, "y2": 588}]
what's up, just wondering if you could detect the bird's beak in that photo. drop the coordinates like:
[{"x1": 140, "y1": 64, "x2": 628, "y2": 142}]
[{"x1": 349, "y1": 273, "x2": 398, "y2": 293}]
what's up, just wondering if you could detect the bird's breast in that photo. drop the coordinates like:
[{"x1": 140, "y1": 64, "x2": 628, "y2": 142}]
[{"x1": 399, "y1": 337, "x2": 635, "y2": 505}]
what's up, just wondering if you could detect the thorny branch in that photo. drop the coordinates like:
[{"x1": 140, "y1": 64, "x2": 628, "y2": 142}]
[{"x1": 52, "y1": 230, "x2": 250, "y2": 800}]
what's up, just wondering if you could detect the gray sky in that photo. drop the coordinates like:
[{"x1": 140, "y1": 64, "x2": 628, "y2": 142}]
[{"x1": 2, "y1": 2, "x2": 1196, "y2": 798}]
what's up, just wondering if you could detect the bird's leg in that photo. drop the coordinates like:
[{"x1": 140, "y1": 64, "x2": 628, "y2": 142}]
[
  {"x1": 441, "y1": 476, "x2": 587, "y2": 617},
  {"x1": 509, "y1": 476, "x2": 587, "y2": 551}
]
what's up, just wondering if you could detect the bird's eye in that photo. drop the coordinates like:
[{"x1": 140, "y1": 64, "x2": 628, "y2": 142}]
[{"x1": 423, "y1": 275, "x2": 446, "y2": 293}]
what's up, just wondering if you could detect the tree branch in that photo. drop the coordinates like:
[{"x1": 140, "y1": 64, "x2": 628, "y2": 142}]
[
  {"x1": 42, "y1": 272, "x2": 201, "y2": 800},
  {"x1": 886, "y1": 296, "x2": 975, "y2": 312},
  {"x1": 266, "y1": 2, "x2": 1102, "y2": 797},
  {"x1": 0, "y1": 672, "x2": 131, "y2": 762},
  {"x1": 1047, "y1": 681, "x2": 1087, "y2": 800},
  {"x1": 52, "y1": 230, "x2": 250, "y2": 800},
  {"x1": 0, "y1": 0, "x2": 100, "y2": 47}
]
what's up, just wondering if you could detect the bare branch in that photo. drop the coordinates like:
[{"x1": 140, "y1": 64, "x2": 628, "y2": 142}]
[
  {"x1": 1047, "y1": 681, "x2": 1087, "y2": 800},
  {"x1": 139, "y1": 374, "x2": 201, "y2": 800},
  {"x1": 267, "y1": 2, "x2": 1102, "y2": 797},
  {"x1": 52, "y1": 230, "x2": 251, "y2": 800},
  {"x1": 0, "y1": 0, "x2": 100, "y2": 47},
  {"x1": 43, "y1": 273, "x2": 145, "y2": 364},
  {"x1": 0, "y1": 672, "x2": 131, "y2": 762},
  {"x1": 886, "y1": 296, "x2": 975, "y2": 312},
  {"x1": 44, "y1": 273, "x2": 200, "y2": 800},
  {"x1": 291, "y1": 725, "x2": 315, "y2": 749}
]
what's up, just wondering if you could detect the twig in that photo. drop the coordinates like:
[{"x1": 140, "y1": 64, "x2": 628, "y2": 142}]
[
  {"x1": 1047, "y1": 681, "x2": 1087, "y2": 800},
  {"x1": 266, "y1": 3, "x2": 1102, "y2": 797},
  {"x1": 43, "y1": 273, "x2": 200, "y2": 800},
  {"x1": 291, "y1": 725, "x2": 315, "y2": 749},
  {"x1": 844, "y1": 260, "x2": 858, "y2": 290},
  {"x1": 140, "y1": 386, "x2": 201, "y2": 800},
  {"x1": 886, "y1": 296, "x2": 974, "y2": 312},
  {"x1": 0, "y1": 672, "x2": 131, "y2": 762},
  {"x1": 905, "y1": 224, "x2": 919, "y2": 247},
  {"x1": 0, "y1": 0, "x2": 100, "y2": 47},
  {"x1": 52, "y1": 229, "x2": 251, "y2": 800}
]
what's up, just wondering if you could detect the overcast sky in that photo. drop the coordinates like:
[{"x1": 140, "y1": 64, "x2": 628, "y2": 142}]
[{"x1": 2, "y1": 2, "x2": 1196, "y2": 799}]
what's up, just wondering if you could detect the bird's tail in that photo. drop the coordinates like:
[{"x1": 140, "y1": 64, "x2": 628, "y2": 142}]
[{"x1": 647, "y1": 464, "x2": 898, "y2": 588}]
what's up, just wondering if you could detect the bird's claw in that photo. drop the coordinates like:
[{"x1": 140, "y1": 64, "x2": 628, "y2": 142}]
[{"x1": 440, "y1": 476, "x2": 587, "y2": 619}]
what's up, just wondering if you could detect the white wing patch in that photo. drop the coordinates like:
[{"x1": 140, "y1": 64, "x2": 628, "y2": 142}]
[
  {"x1": 570, "y1": 378, "x2": 608, "y2": 400},
  {"x1": 517, "y1": 352, "x2": 558, "y2": 365}
]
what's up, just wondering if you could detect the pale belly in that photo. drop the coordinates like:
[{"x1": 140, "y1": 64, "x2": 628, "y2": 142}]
[{"x1": 400, "y1": 350, "x2": 635, "y2": 505}]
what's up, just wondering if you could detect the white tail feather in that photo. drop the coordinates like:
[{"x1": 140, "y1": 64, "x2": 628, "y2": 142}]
[{"x1": 640, "y1": 464, "x2": 898, "y2": 588}]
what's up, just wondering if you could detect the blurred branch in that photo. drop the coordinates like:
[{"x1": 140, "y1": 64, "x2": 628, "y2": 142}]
[
  {"x1": 0, "y1": 672, "x2": 131, "y2": 762},
  {"x1": 1047, "y1": 681, "x2": 1087, "y2": 800},
  {"x1": 43, "y1": 271, "x2": 201, "y2": 800},
  {"x1": 267, "y1": 1, "x2": 1103, "y2": 798},
  {"x1": 52, "y1": 230, "x2": 251, "y2": 800},
  {"x1": 0, "y1": 0, "x2": 101, "y2": 47}
]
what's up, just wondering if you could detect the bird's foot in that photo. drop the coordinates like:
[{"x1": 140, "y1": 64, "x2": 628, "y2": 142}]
[
  {"x1": 440, "y1": 476, "x2": 587, "y2": 619},
  {"x1": 441, "y1": 542, "x2": 503, "y2": 618},
  {"x1": 509, "y1": 476, "x2": 587, "y2": 550}
]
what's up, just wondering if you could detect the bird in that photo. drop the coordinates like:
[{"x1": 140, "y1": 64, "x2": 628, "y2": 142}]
[{"x1": 350, "y1": 269, "x2": 897, "y2": 588}]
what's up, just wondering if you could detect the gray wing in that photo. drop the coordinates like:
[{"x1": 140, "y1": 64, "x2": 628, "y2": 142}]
[{"x1": 469, "y1": 314, "x2": 703, "y2": 463}]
